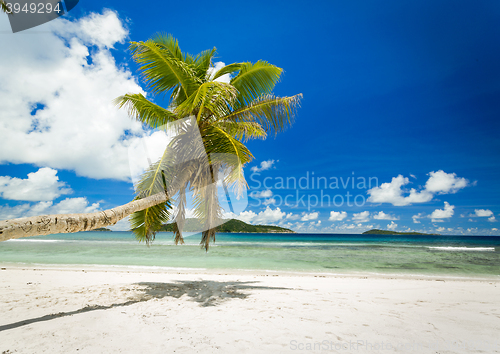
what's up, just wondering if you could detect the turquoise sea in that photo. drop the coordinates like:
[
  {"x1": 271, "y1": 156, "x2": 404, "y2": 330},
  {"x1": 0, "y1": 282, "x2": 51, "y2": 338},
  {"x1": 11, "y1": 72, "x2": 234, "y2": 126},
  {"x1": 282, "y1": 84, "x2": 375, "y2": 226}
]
[{"x1": 1, "y1": 232, "x2": 499, "y2": 278}]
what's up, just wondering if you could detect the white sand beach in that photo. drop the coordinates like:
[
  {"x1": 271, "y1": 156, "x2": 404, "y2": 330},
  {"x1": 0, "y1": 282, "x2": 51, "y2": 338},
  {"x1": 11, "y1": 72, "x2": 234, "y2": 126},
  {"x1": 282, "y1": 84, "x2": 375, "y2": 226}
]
[{"x1": 0, "y1": 267, "x2": 499, "y2": 354}]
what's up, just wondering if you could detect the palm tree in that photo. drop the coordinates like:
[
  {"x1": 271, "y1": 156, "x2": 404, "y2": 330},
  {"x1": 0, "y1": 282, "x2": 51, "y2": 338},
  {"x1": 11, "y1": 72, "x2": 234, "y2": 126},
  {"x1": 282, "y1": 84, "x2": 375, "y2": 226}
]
[{"x1": 0, "y1": 34, "x2": 302, "y2": 249}]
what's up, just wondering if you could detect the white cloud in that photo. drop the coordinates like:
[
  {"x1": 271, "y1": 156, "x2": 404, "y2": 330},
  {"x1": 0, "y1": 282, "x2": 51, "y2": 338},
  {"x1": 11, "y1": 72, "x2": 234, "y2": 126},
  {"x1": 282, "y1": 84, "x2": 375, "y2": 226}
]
[
  {"x1": 251, "y1": 190, "x2": 273, "y2": 198},
  {"x1": 301, "y1": 212, "x2": 319, "y2": 221},
  {"x1": 436, "y1": 227, "x2": 446, "y2": 232},
  {"x1": 367, "y1": 171, "x2": 468, "y2": 206},
  {"x1": 262, "y1": 198, "x2": 276, "y2": 206},
  {"x1": 0, "y1": 168, "x2": 71, "y2": 201},
  {"x1": 367, "y1": 175, "x2": 432, "y2": 206},
  {"x1": 425, "y1": 170, "x2": 469, "y2": 194},
  {"x1": 372, "y1": 211, "x2": 399, "y2": 220},
  {"x1": 231, "y1": 206, "x2": 286, "y2": 225},
  {"x1": 474, "y1": 209, "x2": 493, "y2": 217},
  {"x1": 387, "y1": 221, "x2": 397, "y2": 230},
  {"x1": 250, "y1": 160, "x2": 276, "y2": 173},
  {"x1": 0, "y1": 197, "x2": 100, "y2": 220},
  {"x1": 412, "y1": 213, "x2": 424, "y2": 224},
  {"x1": 285, "y1": 212, "x2": 300, "y2": 220},
  {"x1": 352, "y1": 211, "x2": 370, "y2": 223},
  {"x1": 488, "y1": 216, "x2": 497, "y2": 222},
  {"x1": 429, "y1": 202, "x2": 454, "y2": 221},
  {"x1": 328, "y1": 211, "x2": 347, "y2": 221},
  {"x1": 0, "y1": 10, "x2": 158, "y2": 181},
  {"x1": 76, "y1": 11, "x2": 128, "y2": 48}
]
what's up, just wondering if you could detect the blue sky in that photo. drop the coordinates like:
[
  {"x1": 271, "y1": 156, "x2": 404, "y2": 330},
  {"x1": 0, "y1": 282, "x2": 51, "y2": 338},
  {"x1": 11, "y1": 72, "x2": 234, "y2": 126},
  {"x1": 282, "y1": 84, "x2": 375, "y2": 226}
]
[{"x1": 0, "y1": 0, "x2": 499, "y2": 234}]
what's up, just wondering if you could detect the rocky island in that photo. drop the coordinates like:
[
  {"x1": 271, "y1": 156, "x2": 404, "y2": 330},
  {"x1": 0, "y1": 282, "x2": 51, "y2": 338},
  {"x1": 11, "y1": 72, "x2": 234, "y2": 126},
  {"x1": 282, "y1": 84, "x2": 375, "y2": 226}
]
[{"x1": 160, "y1": 218, "x2": 295, "y2": 234}]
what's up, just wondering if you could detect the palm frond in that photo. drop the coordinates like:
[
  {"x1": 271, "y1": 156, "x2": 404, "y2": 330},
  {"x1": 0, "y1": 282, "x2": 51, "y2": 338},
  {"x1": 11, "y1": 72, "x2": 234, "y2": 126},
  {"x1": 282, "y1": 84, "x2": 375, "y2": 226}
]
[
  {"x1": 150, "y1": 33, "x2": 184, "y2": 61},
  {"x1": 231, "y1": 61, "x2": 282, "y2": 107},
  {"x1": 114, "y1": 93, "x2": 178, "y2": 128},
  {"x1": 129, "y1": 39, "x2": 200, "y2": 102},
  {"x1": 219, "y1": 94, "x2": 302, "y2": 135},
  {"x1": 194, "y1": 48, "x2": 217, "y2": 81},
  {"x1": 215, "y1": 121, "x2": 267, "y2": 142},
  {"x1": 130, "y1": 199, "x2": 171, "y2": 244},
  {"x1": 202, "y1": 126, "x2": 253, "y2": 196},
  {"x1": 175, "y1": 82, "x2": 238, "y2": 121},
  {"x1": 212, "y1": 63, "x2": 242, "y2": 81}
]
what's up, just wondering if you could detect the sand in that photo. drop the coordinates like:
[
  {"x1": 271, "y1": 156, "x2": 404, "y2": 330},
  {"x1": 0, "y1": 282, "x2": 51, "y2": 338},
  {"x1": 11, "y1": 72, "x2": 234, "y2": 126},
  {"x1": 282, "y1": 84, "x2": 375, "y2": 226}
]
[{"x1": 0, "y1": 266, "x2": 499, "y2": 353}]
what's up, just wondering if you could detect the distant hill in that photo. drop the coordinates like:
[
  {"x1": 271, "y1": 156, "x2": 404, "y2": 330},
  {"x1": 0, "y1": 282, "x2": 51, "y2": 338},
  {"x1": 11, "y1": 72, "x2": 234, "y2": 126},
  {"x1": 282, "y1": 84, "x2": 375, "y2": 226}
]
[
  {"x1": 159, "y1": 218, "x2": 295, "y2": 234},
  {"x1": 92, "y1": 227, "x2": 112, "y2": 232},
  {"x1": 363, "y1": 229, "x2": 440, "y2": 236}
]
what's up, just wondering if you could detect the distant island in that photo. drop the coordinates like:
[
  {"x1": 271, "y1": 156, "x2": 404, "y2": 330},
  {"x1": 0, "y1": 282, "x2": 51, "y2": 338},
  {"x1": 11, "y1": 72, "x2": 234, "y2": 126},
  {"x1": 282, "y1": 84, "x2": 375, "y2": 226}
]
[
  {"x1": 363, "y1": 229, "x2": 440, "y2": 236},
  {"x1": 160, "y1": 218, "x2": 295, "y2": 234},
  {"x1": 92, "y1": 227, "x2": 113, "y2": 232}
]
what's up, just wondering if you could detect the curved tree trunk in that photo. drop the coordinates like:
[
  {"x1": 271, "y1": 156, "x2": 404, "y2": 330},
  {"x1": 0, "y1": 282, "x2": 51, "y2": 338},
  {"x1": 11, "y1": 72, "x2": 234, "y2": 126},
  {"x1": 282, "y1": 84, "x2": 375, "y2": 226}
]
[{"x1": 0, "y1": 192, "x2": 167, "y2": 242}]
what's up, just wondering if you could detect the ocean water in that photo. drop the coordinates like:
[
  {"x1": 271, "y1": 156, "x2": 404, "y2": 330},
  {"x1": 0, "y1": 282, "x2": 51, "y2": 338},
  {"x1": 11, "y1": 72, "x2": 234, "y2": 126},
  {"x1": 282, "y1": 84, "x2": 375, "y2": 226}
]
[{"x1": 1, "y1": 232, "x2": 499, "y2": 278}]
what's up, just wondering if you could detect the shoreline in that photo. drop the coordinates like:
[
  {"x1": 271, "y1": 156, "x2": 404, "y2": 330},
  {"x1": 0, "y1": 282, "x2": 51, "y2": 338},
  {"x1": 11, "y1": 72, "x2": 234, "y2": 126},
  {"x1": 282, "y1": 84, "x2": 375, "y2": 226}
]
[
  {"x1": 1, "y1": 267, "x2": 499, "y2": 353},
  {"x1": 2, "y1": 262, "x2": 499, "y2": 282}
]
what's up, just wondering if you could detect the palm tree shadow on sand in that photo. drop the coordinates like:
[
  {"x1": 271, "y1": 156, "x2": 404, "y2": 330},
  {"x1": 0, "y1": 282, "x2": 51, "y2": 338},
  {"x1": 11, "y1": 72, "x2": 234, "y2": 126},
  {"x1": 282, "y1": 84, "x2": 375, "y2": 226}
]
[{"x1": 0, "y1": 280, "x2": 292, "y2": 332}]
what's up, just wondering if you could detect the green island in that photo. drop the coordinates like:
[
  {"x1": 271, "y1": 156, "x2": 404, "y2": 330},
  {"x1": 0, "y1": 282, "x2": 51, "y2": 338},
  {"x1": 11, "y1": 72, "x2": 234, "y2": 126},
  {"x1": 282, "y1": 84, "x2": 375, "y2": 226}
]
[
  {"x1": 92, "y1": 227, "x2": 113, "y2": 232},
  {"x1": 160, "y1": 218, "x2": 295, "y2": 234},
  {"x1": 363, "y1": 229, "x2": 440, "y2": 236}
]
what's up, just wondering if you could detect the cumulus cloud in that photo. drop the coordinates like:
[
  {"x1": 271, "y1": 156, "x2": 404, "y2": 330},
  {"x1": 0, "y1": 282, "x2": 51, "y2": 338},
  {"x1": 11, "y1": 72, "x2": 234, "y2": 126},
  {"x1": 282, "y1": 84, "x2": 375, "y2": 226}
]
[
  {"x1": 0, "y1": 168, "x2": 71, "y2": 201},
  {"x1": 352, "y1": 211, "x2": 370, "y2": 223},
  {"x1": 372, "y1": 211, "x2": 399, "y2": 220},
  {"x1": 412, "y1": 213, "x2": 424, "y2": 224},
  {"x1": 488, "y1": 216, "x2": 497, "y2": 222},
  {"x1": 425, "y1": 171, "x2": 469, "y2": 194},
  {"x1": 429, "y1": 202, "x2": 454, "y2": 221},
  {"x1": 251, "y1": 190, "x2": 273, "y2": 198},
  {"x1": 232, "y1": 206, "x2": 286, "y2": 225},
  {"x1": 0, "y1": 197, "x2": 100, "y2": 220},
  {"x1": 367, "y1": 171, "x2": 469, "y2": 206},
  {"x1": 301, "y1": 212, "x2": 319, "y2": 221},
  {"x1": 250, "y1": 160, "x2": 276, "y2": 173},
  {"x1": 262, "y1": 198, "x2": 276, "y2": 206},
  {"x1": 387, "y1": 221, "x2": 397, "y2": 230},
  {"x1": 0, "y1": 10, "x2": 164, "y2": 181},
  {"x1": 473, "y1": 209, "x2": 493, "y2": 217},
  {"x1": 285, "y1": 213, "x2": 300, "y2": 220},
  {"x1": 329, "y1": 211, "x2": 347, "y2": 221}
]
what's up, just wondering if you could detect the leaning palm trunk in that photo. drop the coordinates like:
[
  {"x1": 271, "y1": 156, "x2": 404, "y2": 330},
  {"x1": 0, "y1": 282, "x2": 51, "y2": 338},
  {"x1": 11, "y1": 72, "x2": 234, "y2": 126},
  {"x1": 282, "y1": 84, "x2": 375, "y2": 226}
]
[{"x1": 0, "y1": 192, "x2": 167, "y2": 242}]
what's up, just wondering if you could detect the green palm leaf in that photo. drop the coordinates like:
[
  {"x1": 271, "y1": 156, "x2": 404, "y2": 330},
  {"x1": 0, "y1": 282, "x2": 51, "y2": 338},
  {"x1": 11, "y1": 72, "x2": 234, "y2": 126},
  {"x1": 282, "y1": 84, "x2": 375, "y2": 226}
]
[
  {"x1": 175, "y1": 82, "x2": 237, "y2": 121},
  {"x1": 114, "y1": 93, "x2": 178, "y2": 128},
  {"x1": 221, "y1": 94, "x2": 302, "y2": 134},
  {"x1": 231, "y1": 61, "x2": 282, "y2": 106},
  {"x1": 215, "y1": 121, "x2": 267, "y2": 142},
  {"x1": 130, "y1": 198, "x2": 171, "y2": 243},
  {"x1": 212, "y1": 63, "x2": 242, "y2": 81},
  {"x1": 129, "y1": 39, "x2": 200, "y2": 102}
]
